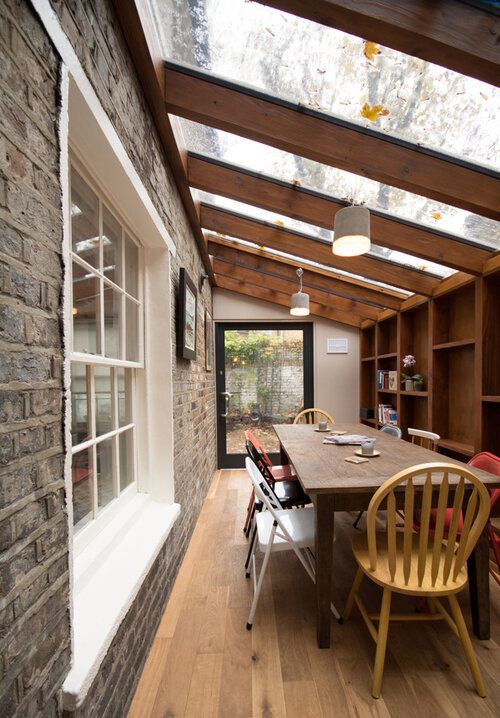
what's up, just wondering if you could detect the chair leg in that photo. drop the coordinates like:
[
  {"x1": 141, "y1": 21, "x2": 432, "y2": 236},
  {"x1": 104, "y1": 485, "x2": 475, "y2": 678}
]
[
  {"x1": 447, "y1": 594, "x2": 486, "y2": 697},
  {"x1": 244, "y1": 523, "x2": 258, "y2": 577},
  {"x1": 372, "y1": 588, "x2": 392, "y2": 699},
  {"x1": 353, "y1": 510, "x2": 364, "y2": 529},
  {"x1": 344, "y1": 567, "x2": 364, "y2": 621},
  {"x1": 243, "y1": 489, "x2": 255, "y2": 534},
  {"x1": 246, "y1": 526, "x2": 275, "y2": 630}
]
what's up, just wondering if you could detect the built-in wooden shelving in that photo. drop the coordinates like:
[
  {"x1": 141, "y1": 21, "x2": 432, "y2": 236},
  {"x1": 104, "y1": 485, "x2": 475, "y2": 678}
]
[{"x1": 360, "y1": 271, "x2": 500, "y2": 458}]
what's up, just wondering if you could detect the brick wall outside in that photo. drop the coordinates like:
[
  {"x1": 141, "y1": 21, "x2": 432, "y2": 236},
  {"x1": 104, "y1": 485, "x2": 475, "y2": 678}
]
[{"x1": 0, "y1": 0, "x2": 71, "y2": 716}]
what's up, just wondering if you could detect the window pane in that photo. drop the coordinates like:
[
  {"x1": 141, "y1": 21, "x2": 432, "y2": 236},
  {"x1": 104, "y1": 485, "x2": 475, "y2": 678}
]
[
  {"x1": 119, "y1": 429, "x2": 134, "y2": 491},
  {"x1": 125, "y1": 299, "x2": 139, "y2": 362},
  {"x1": 96, "y1": 438, "x2": 115, "y2": 509},
  {"x1": 72, "y1": 263, "x2": 101, "y2": 355},
  {"x1": 71, "y1": 363, "x2": 90, "y2": 445},
  {"x1": 71, "y1": 168, "x2": 100, "y2": 269},
  {"x1": 117, "y1": 368, "x2": 133, "y2": 427},
  {"x1": 103, "y1": 205, "x2": 122, "y2": 287},
  {"x1": 72, "y1": 448, "x2": 93, "y2": 526},
  {"x1": 124, "y1": 234, "x2": 139, "y2": 298},
  {"x1": 94, "y1": 366, "x2": 112, "y2": 436},
  {"x1": 104, "y1": 283, "x2": 122, "y2": 359}
]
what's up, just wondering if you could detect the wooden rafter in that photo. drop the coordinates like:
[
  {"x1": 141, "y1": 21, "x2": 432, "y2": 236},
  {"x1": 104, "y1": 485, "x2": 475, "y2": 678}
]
[
  {"x1": 252, "y1": 0, "x2": 500, "y2": 88},
  {"x1": 111, "y1": 0, "x2": 215, "y2": 282},
  {"x1": 215, "y1": 275, "x2": 363, "y2": 327},
  {"x1": 202, "y1": 205, "x2": 440, "y2": 295},
  {"x1": 208, "y1": 237, "x2": 403, "y2": 310},
  {"x1": 211, "y1": 258, "x2": 380, "y2": 319},
  {"x1": 189, "y1": 153, "x2": 493, "y2": 275},
  {"x1": 164, "y1": 63, "x2": 500, "y2": 220}
]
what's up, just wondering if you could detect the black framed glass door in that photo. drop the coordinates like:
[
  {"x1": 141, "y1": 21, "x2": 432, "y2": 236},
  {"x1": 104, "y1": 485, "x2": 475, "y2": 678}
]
[{"x1": 215, "y1": 322, "x2": 314, "y2": 468}]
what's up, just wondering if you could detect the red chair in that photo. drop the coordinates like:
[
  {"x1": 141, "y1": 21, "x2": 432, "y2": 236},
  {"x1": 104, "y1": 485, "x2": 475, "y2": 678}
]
[{"x1": 414, "y1": 451, "x2": 500, "y2": 586}]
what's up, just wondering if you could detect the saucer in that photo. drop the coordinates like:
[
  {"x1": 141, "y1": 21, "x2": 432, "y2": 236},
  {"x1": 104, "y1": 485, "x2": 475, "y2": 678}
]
[
  {"x1": 314, "y1": 427, "x2": 330, "y2": 432},
  {"x1": 354, "y1": 448, "x2": 380, "y2": 457}
]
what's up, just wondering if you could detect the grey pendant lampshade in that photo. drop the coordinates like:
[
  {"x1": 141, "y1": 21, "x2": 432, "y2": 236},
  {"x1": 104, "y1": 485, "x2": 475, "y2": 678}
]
[
  {"x1": 290, "y1": 268, "x2": 310, "y2": 316},
  {"x1": 332, "y1": 205, "x2": 370, "y2": 256}
]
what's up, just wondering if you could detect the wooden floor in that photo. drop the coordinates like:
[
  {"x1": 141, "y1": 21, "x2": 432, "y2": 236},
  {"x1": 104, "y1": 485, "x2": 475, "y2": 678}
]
[{"x1": 129, "y1": 470, "x2": 500, "y2": 718}]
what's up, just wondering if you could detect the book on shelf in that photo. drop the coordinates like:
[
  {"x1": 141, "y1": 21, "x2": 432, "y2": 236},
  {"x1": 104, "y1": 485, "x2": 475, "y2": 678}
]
[
  {"x1": 378, "y1": 403, "x2": 398, "y2": 425},
  {"x1": 377, "y1": 369, "x2": 398, "y2": 390}
]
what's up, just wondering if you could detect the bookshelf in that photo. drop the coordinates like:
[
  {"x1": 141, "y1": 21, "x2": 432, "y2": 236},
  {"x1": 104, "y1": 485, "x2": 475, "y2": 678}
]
[{"x1": 359, "y1": 271, "x2": 499, "y2": 458}]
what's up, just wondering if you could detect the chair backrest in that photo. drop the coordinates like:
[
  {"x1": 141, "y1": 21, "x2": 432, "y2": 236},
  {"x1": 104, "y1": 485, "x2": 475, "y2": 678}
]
[
  {"x1": 245, "y1": 429, "x2": 272, "y2": 467},
  {"x1": 468, "y1": 452, "x2": 500, "y2": 511},
  {"x1": 408, "y1": 428, "x2": 440, "y2": 450},
  {"x1": 379, "y1": 424, "x2": 402, "y2": 439},
  {"x1": 293, "y1": 408, "x2": 335, "y2": 425},
  {"x1": 245, "y1": 456, "x2": 282, "y2": 513},
  {"x1": 245, "y1": 439, "x2": 274, "y2": 485},
  {"x1": 366, "y1": 462, "x2": 490, "y2": 588}
]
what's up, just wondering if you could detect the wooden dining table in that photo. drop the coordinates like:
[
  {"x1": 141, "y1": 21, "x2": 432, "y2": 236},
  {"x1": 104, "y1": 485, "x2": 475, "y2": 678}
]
[{"x1": 274, "y1": 422, "x2": 500, "y2": 649}]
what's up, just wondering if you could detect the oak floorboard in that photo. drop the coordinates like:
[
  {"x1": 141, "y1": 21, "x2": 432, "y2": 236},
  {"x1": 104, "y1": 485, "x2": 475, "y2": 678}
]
[{"x1": 129, "y1": 469, "x2": 500, "y2": 717}]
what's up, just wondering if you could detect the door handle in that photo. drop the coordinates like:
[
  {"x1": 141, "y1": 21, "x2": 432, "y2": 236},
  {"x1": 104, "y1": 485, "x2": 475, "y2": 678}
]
[{"x1": 221, "y1": 391, "x2": 231, "y2": 418}]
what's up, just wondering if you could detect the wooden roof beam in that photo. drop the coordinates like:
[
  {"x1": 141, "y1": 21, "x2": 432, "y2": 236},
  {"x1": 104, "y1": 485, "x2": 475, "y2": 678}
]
[
  {"x1": 253, "y1": 0, "x2": 500, "y2": 88},
  {"x1": 164, "y1": 63, "x2": 500, "y2": 220},
  {"x1": 208, "y1": 238, "x2": 403, "y2": 310},
  {"x1": 202, "y1": 205, "x2": 441, "y2": 295},
  {"x1": 188, "y1": 153, "x2": 493, "y2": 275},
  {"x1": 111, "y1": 1, "x2": 215, "y2": 283},
  {"x1": 215, "y1": 275, "x2": 363, "y2": 327},
  {"x1": 212, "y1": 257, "x2": 380, "y2": 319}
]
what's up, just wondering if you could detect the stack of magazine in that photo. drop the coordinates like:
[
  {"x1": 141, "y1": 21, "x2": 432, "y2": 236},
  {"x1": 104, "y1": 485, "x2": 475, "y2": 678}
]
[{"x1": 323, "y1": 434, "x2": 370, "y2": 445}]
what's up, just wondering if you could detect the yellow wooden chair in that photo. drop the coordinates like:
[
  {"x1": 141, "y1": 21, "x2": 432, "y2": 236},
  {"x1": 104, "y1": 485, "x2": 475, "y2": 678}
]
[
  {"x1": 293, "y1": 408, "x2": 334, "y2": 425},
  {"x1": 344, "y1": 462, "x2": 490, "y2": 699}
]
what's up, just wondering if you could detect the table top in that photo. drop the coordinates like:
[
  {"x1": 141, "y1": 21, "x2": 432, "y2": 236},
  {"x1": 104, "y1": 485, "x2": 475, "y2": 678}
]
[{"x1": 274, "y1": 423, "x2": 500, "y2": 495}]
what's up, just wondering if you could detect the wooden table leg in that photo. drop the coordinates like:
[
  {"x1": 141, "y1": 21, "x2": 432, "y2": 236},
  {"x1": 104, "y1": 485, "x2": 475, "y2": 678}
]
[
  {"x1": 314, "y1": 493, "x2": 336, "y2": 648},
  {"x1": 467, "y1": 524, "x2": 490, "y2": 640}
]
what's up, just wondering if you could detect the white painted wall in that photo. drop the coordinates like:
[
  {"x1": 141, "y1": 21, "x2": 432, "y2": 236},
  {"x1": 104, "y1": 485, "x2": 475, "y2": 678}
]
[{"x1": 213, "y1": 289, "x2": 360, "y2": 422}]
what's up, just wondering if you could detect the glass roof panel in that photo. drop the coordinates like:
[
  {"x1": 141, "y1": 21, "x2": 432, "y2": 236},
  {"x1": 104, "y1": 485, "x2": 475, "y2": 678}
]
[
  {"x1": 150, "y1": 0, "x2": 500, "y2": 171},
  {"x1": 207, "y1": 233, "x2": 412, "y2": 296},
  {"x1": 198, "y1": 190, "x2": 454, "y2": 277},
  {"x1": 184, "y1": 121, "x2": 500, "y2": 251}
]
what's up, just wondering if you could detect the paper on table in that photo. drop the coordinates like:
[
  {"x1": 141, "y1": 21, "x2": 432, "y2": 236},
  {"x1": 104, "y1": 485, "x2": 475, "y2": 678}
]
[{"x1": 323, "y1": 434, "x2": 370, "y2": 445}]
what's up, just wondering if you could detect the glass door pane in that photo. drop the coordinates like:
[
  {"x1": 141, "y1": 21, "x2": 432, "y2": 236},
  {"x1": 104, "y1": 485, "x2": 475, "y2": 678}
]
[{"x1": 216, "y1": 323, "x2": 313, "y2": 468}]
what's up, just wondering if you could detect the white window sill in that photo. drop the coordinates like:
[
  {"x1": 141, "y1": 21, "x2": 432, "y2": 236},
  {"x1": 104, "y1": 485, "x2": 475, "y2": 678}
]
[{"x1": 62, "y1": 494, "x2": 180, "y2": 711}]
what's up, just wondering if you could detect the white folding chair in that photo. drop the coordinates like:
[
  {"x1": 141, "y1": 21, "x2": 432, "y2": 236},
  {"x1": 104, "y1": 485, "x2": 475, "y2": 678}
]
[{"x1": 245, "y1": 457, "x2": 341, "y2": 629}]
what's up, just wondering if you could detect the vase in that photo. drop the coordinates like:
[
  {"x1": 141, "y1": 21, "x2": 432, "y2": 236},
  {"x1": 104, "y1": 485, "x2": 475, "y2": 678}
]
[{"x1": 405, "y1": 379, "x2": 414, "y2": 391}]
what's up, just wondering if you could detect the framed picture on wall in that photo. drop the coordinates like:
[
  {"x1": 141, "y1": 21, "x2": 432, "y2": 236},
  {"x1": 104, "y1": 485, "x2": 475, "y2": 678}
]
[
  {"x1": 205, "y1": 309, "x2": 213, "y2": 371},
  {"x1": 177, "y1": 268, "x2": 197, "y2": 360}
]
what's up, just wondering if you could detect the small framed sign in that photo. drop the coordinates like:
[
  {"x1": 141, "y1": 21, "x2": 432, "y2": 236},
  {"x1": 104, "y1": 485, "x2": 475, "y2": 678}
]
[
  {"x1": 327, "y1": 338, "x2": 348, "y2": 354},
  {"x1": 177, "y1": 268, "x2": 197, "y2": 360},
  {"x1": 205, "y1": 309, "x2": 213, "y2": 371}
]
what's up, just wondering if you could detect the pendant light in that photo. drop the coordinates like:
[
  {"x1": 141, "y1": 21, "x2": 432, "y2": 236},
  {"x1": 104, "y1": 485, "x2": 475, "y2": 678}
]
[
  {"x1": 332, "y1": 205, "x2": 370, "y2": 256},
  {"x1": 290, "y1": 268, "x2": 310, "y2": 316}
]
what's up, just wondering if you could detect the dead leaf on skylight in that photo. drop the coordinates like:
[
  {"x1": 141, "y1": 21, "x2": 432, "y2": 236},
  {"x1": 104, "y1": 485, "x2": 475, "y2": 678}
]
[
  {"x1": 291, "y1": 179, "x2": 302, "y2": 187},
  {"x1": 432, "y1": 212, "x2": 442, "y2": 221},
  {"x1": 275, "y1": 220, "x2": 284, "y2": 227},
  {"x1": 265, "y1": 27, "x2": 275, "y2": 36},
  {"x1": 360, "y1": 103, "x2": 390, "y2": 122},
  {"x1": 363, "y1": 41, "x2": 381, "y2": 62},
  {"x1": 317, "y1": 68, "x2": 326, "y2": 74},
  {"x1": 480, "y1": 92, "x2": 489, "y2": 101},
  {"x1": 419, "y1": 265, "x2": 428, "y2": 271}
]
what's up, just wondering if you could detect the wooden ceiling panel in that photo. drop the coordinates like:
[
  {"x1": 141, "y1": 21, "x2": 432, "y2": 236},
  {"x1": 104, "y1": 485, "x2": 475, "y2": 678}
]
[
  {"x1": 202, "y1": 205, "x2": 440, "y2": 295},
  {"x1": 215, "y1": 274, "x2": 363, "y2": 327},
  {"x1": 189, "y1": 154, "x2": 493, "y2": 275},
  {"x1": 165, "y1": 63, "x2": 500, "y2": 220}
]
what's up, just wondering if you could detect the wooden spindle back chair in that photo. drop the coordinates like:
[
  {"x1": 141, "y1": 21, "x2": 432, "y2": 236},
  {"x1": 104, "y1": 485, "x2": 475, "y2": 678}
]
[
  {"x1": 344, "y1": 462, "x2": 490, "y2": 699},
  {"x1": 293, "y1": 408, "x2": 334, "y2": 425},
  {"x1": 407, "y1": 427, "x2": 440, "y2": 450}
]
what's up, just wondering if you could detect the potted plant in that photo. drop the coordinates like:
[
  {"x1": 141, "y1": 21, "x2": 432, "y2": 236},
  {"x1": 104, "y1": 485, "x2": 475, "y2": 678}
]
[{"x1": 401, "y1": 354, "x2": 424, "y2": 391}]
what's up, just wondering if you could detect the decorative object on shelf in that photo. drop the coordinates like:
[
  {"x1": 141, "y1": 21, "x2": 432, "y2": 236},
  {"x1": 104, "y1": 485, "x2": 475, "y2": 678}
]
[
  {"x1": 205, "y1": 308, "x2": 213, "y2": 371},
  {"x1": 401, "y1": 354, "x2": 423, "y2": 391},
  {"x1": 290, "y1": 268, "x2": 310, "y2": 316},
  {"x1": 332, "y1": 205, "x2": 370, "y2": 256},
  {"x1": 177, "y1": 268, "x2": 197, "y2": 360}
]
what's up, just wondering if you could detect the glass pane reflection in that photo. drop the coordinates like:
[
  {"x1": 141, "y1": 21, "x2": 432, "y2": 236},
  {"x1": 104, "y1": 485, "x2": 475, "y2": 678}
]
[
  {"x1": 103, "y1": 205, "x2": 122, "y2": 287},
  {"x1": 71, "y1": 168, "x2": 100, "y2": 269},
  {"x1": 119, "y1": 429, "x2": 134, "y2": 490},
  {"x1": 104, "y1": 283, "x2": 122, "y2": 359},
  {"x1": 71, "y1": 363, "x2": 89, "y2": 445},
  {"x1": 96, "y1": 438, "x2": 115, "y2": 509},
  {"x1": 72, "y1": 448, "x2": 93, "y2": 526},
  {"x1": 94, "y1": 366, "x2": 112, "y2": 436},
  {"x1": 72, "y1": 263, "x2": 100, "y2": 355}
]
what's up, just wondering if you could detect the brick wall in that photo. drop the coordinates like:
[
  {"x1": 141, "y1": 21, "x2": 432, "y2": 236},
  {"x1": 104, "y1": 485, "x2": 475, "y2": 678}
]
[{"x1": 0, "y1": 1, "x2": 71, "y2": 716}]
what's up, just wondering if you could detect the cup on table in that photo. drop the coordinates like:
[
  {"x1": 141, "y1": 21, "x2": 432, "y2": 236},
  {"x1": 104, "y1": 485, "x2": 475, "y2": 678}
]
[
  {"x1": 318, "y1": 420, "x2": 328, "y2": 431},
  {"x1": 361, "y1": 439, "x2": 375, "y2": 456}
]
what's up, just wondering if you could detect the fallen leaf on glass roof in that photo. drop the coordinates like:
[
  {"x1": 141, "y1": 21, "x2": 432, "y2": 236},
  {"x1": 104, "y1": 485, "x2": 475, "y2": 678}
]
[
  {"x1": 291, "y1": 179, "x2": 302, "y2": 187},
  {"x1": 265, "y1": 26, "x2": 275, "y2": 36},
  {"x1": 363, "y1": 41, "x2": 381, "y2": 62},
  {"x1": 360, "y1": 102, "x2": 390, "y2": 122},
  {"x1": 480, "y1": 92, "x2": 489, "y2": 101},
  {"x1": 275, "y1": 220, "x2": 284, "y2": 227},
  {"x1": 432, "y1": 212, "x2": 442, "y2": 221},
  {"x1": 317, "y1": 68, "x2": 326, "y2": 74}
]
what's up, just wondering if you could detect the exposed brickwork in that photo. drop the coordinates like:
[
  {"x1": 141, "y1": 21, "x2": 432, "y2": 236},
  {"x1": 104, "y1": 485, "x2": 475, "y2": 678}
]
[{"x1": 0, "y1": 1, "x2": 70, "y2": 716}]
